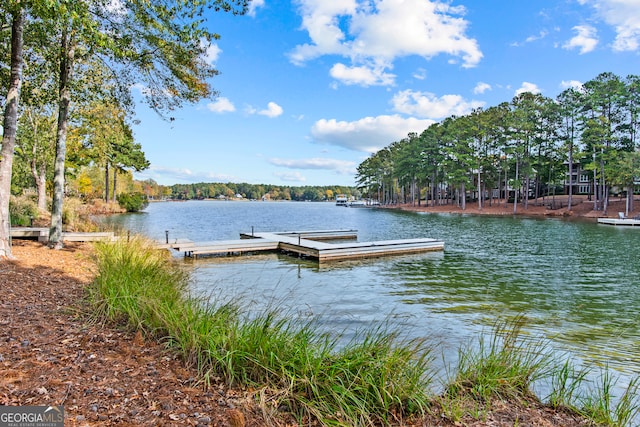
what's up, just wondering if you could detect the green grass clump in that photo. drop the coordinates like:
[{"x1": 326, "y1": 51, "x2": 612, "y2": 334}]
[
  {"x1": 446, "y1": 315, "x2": 550, "y2": 403},
  {"x1": 580, "y1": 370, "x2": 640, "y2": 427},
  {"x1": 88, "y1": 237, "x2": 433, "y2": 426}
]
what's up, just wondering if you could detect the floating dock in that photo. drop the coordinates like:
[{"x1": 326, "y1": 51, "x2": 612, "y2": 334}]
[
  {"x1": 597, "y1": 218, "x2": 640, "y2": 227},
  {"x1": 166, "y1": 229, "x2": 444, "y2": 262}
]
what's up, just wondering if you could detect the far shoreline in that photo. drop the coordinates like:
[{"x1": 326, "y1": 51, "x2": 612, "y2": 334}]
[{"x1": 380, "y1": 195, "x2": 639, "y2": 222}]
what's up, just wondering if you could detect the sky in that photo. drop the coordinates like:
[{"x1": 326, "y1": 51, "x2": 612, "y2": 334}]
[{"x1": 132, "y1": 0, "x2": 640, "y2": 187}]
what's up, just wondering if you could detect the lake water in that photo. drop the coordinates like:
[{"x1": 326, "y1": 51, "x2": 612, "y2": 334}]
[{"x1": 102, "y1": 200, "x2": 640, "y2": 394}]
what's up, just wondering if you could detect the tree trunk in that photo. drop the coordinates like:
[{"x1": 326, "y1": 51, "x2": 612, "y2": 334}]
[
  {"x1": 524, "y1": 175, "x2": 530, "y2": 210},
  {"x1": 477, "y1": 167, "x2": 482, "y2": 210},
  {"x1": 105, "y1": 163, "x2": 110, "y2": 202},
  {"x1": 513, "y1": 161, "x2": 519, "y2": 215},
  {"x1": 31, "y1": 157, "x2": 48, "y2": 212},
  {"x1": 113, "y1": 168, "x2": 118, "y2": 202},
  {"x1": 49, "y1": 29, "x2": 76, "y2": 248},
  {"x1": 567, "y1": 145, "x2": 573, "y2": 211},
  {"x1": 0, "y1": 9, "x2": 24, "y2": 260}
]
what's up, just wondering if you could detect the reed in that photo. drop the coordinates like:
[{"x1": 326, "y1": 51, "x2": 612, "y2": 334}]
[
  {"x1": 580, "y1": 370, "x2": 640, "y2": 427},
  {"x1": 88, "y1": 237, "x2": 432, "y2": 425},
  {"x1": 446, "y1": 315, "x2": 551, "y2": 403}
]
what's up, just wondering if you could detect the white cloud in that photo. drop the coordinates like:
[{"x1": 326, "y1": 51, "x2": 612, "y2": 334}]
[
  {"x1": 329, "y1": 62, "x2": 396, "y2": 86},
  {"x1": 391, "y1": 90, "x2": 484, "y2": 119},
  {"x1": 247, "y1": 0, "x2": 265, "y2": 17},
  {"x1": 563, "y1": 25, "x2": 599, "y2": 54},
  {"x1": 134, "y1": 166, "x2": 237, "y2": 184},
  {"x1": 201, "y1": 40, "x2": 222, "y2": 65},
  {"x1": 525, "y1": 30, "x2": 549, "y2": 43},
  {"x1": 473, "y1": 82, "x2": 491, "y2": 94},
  {"x1": 273, "y1": 171, "x2": 307, "y2": 182},
  {"x1": 311, "y1": 115, "x2": 434, "y2": 153},
  {"x1": 289, "y1": 0, "x2": 482, "y2": 86},
  {"x1": 207, "y1": 97, "x2": 235, "y2": 113},
  {"x1": 515, "y1": 82, "x2": 542, "y2": 96},
  {"x1": 560, "y1": 80, "x2": 583, "y2": 90},
  {"x1": 584, "y1": 0, "x2": 640, "y2": 51},
  {"x1": 258, "y1": 102, "x2": 284, "y2": 118},
  {"x1": 270, "y1": 158, "x2": 356, "y2": 175},
  {"x1": 412, "y1": 68, "x2": 427, "y2": 80}
]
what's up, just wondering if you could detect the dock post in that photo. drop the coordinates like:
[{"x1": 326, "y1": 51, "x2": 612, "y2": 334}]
[{"x1": 165, "y1": 230, "x2": 169, "y2": 244}]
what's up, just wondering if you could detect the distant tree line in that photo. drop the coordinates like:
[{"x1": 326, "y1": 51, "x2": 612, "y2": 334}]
[
  {"x1": 137, "y1": 180, "x2": 358, "y2": 202},
  {"x1": 356, "y1": 72, "x2": 640, "y2": 215}
]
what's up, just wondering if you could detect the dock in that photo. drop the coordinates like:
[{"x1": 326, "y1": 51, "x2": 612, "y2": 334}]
[
  {"x1": 10, "y1": 227, "x2": 117, "y2": 242},
  {"x1": 166, "y1": 229, "x2": 444, "y2": 262},
  {"x1": 597, "y1": 218, "x2": 640, "y2": 227}
]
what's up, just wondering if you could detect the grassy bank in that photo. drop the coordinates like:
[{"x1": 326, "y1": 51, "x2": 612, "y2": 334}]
[{"x1": 87, "y1": 237, "x2": 639, "y2": 426}]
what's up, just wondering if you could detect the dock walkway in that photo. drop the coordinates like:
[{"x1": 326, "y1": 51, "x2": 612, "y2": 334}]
[
  {"x1": 166, "y1": 229, "x2": 444, "y2": 262},
  {"x1": 10, "y1": 227, "x2": 117, "y2": 242}
]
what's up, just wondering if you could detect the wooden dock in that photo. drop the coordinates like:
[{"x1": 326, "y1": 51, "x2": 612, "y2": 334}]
[
  {"x1": 597, "y1": 218, "x2": 640, "y2": 227},
  {"x1": 166, "y1": 229, "x2": 444, "y2": 262},
  {"x1": 10, "y1": 227, "x2": 117, "y2": 242}
]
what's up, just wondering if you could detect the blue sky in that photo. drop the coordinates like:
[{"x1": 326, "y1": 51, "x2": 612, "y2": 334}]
[{"x1": 132, "y1": 0, "x2": 640, "y2": 187}]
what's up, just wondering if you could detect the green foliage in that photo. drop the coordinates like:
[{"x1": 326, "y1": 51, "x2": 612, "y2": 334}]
[
  {"x1": 356, "y1": 71, "x2": 640, "y2": 209},
  {"x1": 581, "y1": 371, "x2": 640, "y2": 427},
  {"x1": 117, "y1": 192, "x2": 149, "y2": 212},
  {"x1": 9, "y1": 195, "x2": 38, "y2": 226},
  {"x1": 89, "y1": 237, "x2": 433, "y2": 425},
  {"x1": 168, "y1": 182, "x2": 358, "y2": 202},
  {"x1": 447, "y1": 315, "x2": 551, "y2": 403}
]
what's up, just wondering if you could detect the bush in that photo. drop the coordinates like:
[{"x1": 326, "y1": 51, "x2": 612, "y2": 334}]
[
  {"x1": 117, "y1": 192, "x2": 149, "y2": 212},
  {"x1": 9, "y1": 195, "x2": 39, "y2": 226}
]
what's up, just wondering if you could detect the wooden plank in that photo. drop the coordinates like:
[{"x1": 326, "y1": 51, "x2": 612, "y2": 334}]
[
  {"x1": 317, "y1": 241, "x2": 444, "y2": 261},
  {"x1": 187, "y1": 239, "x2": 280, "y2": 258},
  {"x1": 62, "y1": 232, "x2": 115, "y2": 242},
  {"x1": 12, "y1": 228, "x2": 117, "y2": 242},
  {"x1": 241, "y1": 229, "x2": 357, "y2": 241}
]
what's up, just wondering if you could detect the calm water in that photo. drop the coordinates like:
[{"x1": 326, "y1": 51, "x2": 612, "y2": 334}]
[{"x1": 103, "y1": 200, "x2": 640, "y2": 391}]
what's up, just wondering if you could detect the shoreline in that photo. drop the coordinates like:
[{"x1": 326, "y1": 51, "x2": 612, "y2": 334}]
[
  {"x1": 379, "y1": 196, "x2": 639, "y2": 221},
  {"x1": 0, "y1": 240, "x2": 608, "y2": 426}
]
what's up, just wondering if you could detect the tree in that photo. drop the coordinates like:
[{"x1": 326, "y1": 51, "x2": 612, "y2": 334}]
[
  {"x1": 557, "y1": 87, "x2": 584, "y2": 211},
  {"x1": 15, "y1": 106, "x2": 57, "y2": 211},
  {"x1": 46, "y1": 0, "x2": 248, "y2": 248},
  {"x1": 0, "y1": 6, "x2": 24, "y2": 259},
  {"x1": 581, "y1": 72, "x2": 626, "y2": 214}
]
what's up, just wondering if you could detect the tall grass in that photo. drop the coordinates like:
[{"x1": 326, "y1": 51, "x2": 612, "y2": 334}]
[
  {"x1": 580, "y1": 370, "x2": 640, "y2": 427},
  {"x1": 89, "y1": 237, "x2": 640, "y2": 426},
  {"x1": 88, "y1": 237, "x2": 433, "y2": 425},
  {"x1": 446, "y1": 315, "x2": 551, "y2": 403}
]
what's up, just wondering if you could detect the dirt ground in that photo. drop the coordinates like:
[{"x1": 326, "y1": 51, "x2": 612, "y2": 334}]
[
  {"x1": 384, "y1": 195, "x2": 638, "y2": 220},
  {"x1": 1, "y1": 239, "x2": 594, "y2": 427}
]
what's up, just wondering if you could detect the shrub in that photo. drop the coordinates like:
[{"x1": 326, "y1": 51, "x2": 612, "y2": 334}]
[
  {"x1": 9, "y1": 195, "x2": 39, "y2": 226},
  {"x1": 117, "y1": 192, "x2": 149, "y2": 212}
]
